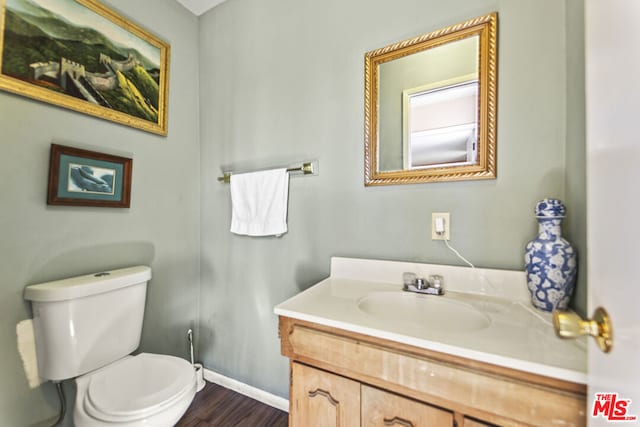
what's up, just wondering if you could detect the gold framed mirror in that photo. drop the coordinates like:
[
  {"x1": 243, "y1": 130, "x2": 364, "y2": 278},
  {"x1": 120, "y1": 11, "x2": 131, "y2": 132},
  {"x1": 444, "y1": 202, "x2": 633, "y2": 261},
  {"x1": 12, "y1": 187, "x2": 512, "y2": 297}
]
[{"x1": 364, "y1": 13, "x2": 498, "y2": 186}]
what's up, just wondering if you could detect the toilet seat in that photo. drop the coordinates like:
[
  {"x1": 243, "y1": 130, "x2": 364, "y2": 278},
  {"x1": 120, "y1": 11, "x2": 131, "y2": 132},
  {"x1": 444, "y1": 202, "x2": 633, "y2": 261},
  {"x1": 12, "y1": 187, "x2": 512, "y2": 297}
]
[{"x1": 80, "y1": 353, "x2": 196, "y2": 423}]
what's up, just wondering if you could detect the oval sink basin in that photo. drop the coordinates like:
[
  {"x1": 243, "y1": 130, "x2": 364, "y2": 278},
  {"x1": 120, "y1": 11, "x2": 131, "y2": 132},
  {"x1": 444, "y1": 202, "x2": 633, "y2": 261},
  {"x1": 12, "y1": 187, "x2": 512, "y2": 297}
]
[{"x1": 357, "y1": 292, "x2": 491, "y2": 333}]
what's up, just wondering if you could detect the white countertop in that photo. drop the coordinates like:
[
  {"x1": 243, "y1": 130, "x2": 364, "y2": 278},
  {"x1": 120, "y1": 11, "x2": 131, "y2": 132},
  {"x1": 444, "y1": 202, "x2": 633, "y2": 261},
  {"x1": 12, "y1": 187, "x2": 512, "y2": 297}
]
[{"x1": 274, "y1": 257, "x2": 587, "y2": 384}]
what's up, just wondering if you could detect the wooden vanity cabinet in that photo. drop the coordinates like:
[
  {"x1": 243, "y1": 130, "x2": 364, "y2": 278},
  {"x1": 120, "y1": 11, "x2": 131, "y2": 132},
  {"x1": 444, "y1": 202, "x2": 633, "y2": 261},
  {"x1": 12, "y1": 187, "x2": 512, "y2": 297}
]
[{"x1": 279, "y1": 316, "x2": 587, "y2": 427}]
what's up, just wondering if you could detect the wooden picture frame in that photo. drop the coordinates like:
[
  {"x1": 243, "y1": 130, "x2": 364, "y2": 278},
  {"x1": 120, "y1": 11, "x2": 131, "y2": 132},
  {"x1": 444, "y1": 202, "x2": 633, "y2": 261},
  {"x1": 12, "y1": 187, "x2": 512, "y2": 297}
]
[
  {"x1": 47, "y1": 144, "x2": 132, "y2": 208},
  {"x1": 0, "y1": 0, "x2": 170, "y2": 135}
]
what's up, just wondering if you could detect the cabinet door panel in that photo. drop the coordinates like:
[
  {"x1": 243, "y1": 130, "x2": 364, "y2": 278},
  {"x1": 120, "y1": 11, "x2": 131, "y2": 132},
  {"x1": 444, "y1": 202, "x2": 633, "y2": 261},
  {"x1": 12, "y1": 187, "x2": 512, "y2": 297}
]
[
  {"x1": 362, "y1": 385, "x2": 453, "y2": 427},
  {"x1": 291, "y1": 362, "x2": 360, "y2": 427}
]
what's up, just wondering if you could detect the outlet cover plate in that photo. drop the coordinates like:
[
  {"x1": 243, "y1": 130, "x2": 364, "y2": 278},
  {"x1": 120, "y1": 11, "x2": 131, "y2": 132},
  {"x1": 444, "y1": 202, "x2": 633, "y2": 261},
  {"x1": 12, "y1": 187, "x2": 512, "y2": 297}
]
[{"x1": 431, "y1": 212, "x2": 450, "y2": 240}]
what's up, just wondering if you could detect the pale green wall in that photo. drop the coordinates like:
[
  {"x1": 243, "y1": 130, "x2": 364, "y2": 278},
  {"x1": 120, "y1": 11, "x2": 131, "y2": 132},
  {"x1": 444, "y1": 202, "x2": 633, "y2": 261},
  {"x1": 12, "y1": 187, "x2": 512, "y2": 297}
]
[
  {"x1": 564, "y1": 0, "x2": 587, "y2": 317},
  {"x1": 198, "y1": 0, "x2": 586, "y2": 399},
  {"x1": 0, "y1": 1, "x2": 200, "y2": 425}
]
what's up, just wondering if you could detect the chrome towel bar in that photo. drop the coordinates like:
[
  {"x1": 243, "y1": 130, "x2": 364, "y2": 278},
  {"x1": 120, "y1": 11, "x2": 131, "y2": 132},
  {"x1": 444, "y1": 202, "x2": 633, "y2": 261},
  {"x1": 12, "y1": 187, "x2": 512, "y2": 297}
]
[{"x1": 217, "y1": 162, "x2": 314, "y2": 183}]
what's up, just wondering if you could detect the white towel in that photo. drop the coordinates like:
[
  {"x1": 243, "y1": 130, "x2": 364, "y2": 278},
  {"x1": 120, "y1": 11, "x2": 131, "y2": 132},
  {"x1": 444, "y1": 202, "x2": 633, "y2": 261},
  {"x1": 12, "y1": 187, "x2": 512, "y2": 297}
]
[{"x1": 230, "y1": 168, "x2": 289, "y2": 236}]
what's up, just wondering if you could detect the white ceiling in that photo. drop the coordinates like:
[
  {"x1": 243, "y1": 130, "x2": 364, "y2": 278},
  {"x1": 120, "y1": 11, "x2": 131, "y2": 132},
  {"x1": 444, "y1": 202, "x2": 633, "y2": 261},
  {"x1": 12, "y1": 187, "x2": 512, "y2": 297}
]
[{"x1": 175, "y1": 0, "x2": 227, "y2": 16}]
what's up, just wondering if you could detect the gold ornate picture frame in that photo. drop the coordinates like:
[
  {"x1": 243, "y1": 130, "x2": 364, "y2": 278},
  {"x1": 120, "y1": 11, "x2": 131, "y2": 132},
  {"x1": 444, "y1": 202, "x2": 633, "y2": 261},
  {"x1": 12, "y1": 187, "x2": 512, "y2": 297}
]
[
  {"x1": 364, "y1": 13, "x2": 498, "y2": 186},
  {"x1": 0, "y1": 0, "x2": 170, "y2": 135}
]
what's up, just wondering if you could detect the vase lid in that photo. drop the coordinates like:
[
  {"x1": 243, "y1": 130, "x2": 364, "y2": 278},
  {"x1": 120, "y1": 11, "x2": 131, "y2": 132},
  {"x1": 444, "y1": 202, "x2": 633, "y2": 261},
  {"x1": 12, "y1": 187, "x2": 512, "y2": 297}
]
[{"x1": 535, "y1": 198, "x2": 566, "y2": 218}]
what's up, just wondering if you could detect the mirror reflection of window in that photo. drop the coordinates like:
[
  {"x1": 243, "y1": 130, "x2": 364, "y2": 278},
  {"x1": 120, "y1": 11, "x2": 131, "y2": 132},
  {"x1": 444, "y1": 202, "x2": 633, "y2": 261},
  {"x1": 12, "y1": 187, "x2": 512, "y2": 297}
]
[
  {"x1": 404, "y1": 80, "x2": 478, "y2": 169},
  {"x1": 377, "y1": 35, "x2": 479, "y2": 172}
]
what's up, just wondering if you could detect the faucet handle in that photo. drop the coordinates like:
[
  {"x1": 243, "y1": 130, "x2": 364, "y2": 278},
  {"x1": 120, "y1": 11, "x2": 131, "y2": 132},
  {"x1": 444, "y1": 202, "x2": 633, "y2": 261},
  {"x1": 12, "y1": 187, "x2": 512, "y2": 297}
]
[
  {"x1": 402, "y1": 272, "x2": 417, "y2": 288},
  {"x1": 429, "y1": 275, "x2": 443, "y2": 289}
]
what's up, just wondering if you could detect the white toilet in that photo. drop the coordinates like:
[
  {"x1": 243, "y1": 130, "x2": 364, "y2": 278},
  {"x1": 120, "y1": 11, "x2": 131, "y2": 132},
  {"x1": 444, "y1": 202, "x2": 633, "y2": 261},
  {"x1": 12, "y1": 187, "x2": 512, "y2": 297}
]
[{"x1": 24, "y1": 266, "x2": 196, "y2": 426}]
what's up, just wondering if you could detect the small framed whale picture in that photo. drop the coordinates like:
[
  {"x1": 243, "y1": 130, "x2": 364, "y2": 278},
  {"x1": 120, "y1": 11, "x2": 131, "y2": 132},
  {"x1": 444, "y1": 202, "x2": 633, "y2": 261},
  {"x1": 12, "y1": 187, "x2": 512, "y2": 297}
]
[{"x1": 47, "y1": 144, "x2": 132, "y2": 208}]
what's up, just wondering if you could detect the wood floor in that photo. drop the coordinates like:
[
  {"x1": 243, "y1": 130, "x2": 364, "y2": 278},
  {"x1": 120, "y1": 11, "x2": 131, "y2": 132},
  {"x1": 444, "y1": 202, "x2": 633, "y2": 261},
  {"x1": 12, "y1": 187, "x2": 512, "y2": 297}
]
[{"x1": 176, "y1": 382, "x2": 289, "y2": 426}]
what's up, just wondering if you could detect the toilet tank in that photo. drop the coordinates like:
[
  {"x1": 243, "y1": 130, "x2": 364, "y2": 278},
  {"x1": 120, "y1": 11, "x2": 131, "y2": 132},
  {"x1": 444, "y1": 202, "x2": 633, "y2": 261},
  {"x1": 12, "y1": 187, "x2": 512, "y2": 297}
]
[{"x1": 24, "y1": 266, "x2": 151, "y2": 381}]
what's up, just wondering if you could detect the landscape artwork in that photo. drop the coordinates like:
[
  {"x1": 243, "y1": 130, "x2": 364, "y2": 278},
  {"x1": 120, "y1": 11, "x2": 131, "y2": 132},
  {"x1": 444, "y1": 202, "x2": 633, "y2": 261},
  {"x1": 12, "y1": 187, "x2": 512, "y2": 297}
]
[{"x1": 0, "y1": 0, "x2": 170, "y2": 135}]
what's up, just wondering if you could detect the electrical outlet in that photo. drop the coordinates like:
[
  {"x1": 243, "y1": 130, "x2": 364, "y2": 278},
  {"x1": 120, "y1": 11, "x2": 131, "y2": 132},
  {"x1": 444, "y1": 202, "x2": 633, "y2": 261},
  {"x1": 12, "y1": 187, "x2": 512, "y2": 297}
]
[{"x1": 431, "y1": 212, "x2": 450, "y2": 240}]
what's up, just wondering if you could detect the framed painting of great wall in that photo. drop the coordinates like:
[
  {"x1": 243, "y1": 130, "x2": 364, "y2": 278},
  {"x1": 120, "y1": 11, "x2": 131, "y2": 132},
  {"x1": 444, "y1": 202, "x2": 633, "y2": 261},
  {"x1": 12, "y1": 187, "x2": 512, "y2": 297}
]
[{"x1": 0, "y1": 0, "x2": 170, "y2": 135}]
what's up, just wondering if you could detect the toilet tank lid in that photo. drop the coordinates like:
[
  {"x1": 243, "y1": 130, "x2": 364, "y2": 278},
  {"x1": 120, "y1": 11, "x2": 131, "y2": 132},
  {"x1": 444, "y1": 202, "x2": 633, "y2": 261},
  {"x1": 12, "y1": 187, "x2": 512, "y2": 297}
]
[{"x1": 24, "y1": 266, "x2": 151, "y2": 302}]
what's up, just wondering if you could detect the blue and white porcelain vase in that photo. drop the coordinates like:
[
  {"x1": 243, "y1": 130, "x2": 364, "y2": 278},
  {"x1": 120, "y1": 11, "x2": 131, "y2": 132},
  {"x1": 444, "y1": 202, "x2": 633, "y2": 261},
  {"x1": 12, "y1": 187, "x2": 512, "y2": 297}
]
[{"x1": 524, "y1": 199, "x2": 577, "y2": 312}]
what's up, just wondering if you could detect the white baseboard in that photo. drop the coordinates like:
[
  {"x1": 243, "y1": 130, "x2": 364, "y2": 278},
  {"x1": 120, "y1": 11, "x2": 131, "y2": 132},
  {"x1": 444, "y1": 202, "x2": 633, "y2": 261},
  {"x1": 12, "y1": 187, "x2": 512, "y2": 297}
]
[{"x1": 203, "y1": 368, "x2": 289, "y2": 413}]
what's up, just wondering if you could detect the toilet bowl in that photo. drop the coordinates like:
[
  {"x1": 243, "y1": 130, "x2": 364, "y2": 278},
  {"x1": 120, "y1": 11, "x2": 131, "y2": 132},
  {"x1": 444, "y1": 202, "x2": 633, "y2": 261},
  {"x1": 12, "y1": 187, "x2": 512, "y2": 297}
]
[
  {"x1": 74, "y1": 353, "x2": 196, "y2": 426},
  {"x1": 24, "y1": 266, "x2": 198, "y2": 427}
]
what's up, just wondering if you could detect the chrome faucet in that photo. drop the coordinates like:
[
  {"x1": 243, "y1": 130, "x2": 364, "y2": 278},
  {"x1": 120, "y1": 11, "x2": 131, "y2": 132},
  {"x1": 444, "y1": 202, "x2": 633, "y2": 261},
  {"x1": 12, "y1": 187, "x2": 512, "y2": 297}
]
[{"x1": 402, "y1": 272, "x2": 444, "y2": 295}]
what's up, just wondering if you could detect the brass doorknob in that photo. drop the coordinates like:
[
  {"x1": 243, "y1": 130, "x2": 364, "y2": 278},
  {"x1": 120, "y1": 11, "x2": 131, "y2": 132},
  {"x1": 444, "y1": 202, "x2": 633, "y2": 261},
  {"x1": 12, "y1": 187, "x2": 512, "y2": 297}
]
[{"x1": 552, "y1": 307, "x2": 613, "y2": 353}]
